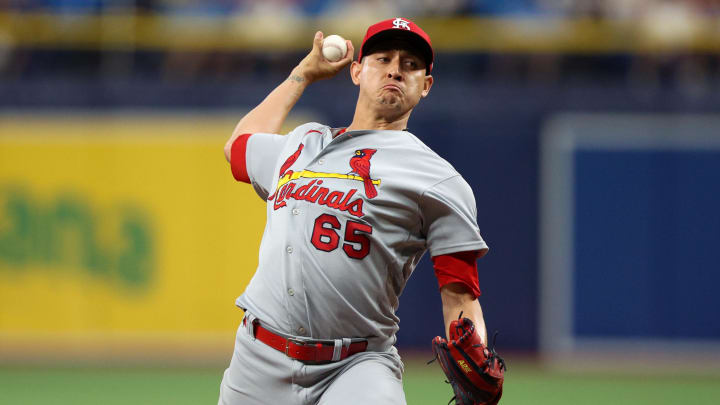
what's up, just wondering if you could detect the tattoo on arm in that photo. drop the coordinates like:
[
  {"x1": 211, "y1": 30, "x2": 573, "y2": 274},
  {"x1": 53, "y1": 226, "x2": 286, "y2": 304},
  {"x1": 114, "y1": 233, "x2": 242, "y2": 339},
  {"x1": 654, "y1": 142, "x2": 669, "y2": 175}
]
[{"x1": 288, "y1": 74, "x2": 306, "y2": 83}]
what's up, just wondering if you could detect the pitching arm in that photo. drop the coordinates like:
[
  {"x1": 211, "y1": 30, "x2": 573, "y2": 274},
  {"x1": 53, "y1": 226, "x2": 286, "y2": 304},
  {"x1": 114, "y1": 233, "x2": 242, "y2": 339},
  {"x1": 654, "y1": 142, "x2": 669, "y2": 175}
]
[{"x1": 224, "y1": 32, "x2": 354, "y2": 162}]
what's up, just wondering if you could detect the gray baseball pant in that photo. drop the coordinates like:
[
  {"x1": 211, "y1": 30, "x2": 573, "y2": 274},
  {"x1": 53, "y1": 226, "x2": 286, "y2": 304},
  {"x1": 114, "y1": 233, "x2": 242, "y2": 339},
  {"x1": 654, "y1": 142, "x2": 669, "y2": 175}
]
[{"x1": 218, "y1": 319, "x2": 406, "y2": 405}]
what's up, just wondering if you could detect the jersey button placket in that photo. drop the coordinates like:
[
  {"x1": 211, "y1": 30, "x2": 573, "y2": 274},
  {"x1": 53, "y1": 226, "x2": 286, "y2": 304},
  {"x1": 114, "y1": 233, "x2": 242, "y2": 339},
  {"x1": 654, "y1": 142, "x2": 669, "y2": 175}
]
[
  {"x1": 287, "y1": 195, "x2": 310, "y2": 340},
  {"x1": 285, "y1": 203, "x2": 305, "y2": 336}
]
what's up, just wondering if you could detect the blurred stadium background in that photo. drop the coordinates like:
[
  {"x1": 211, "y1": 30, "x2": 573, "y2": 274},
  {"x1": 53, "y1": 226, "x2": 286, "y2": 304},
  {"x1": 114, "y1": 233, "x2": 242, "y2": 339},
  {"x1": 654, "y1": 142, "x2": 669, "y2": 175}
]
[{"x1": 2, "y1": 1, "x2": 720, "y2": 404}]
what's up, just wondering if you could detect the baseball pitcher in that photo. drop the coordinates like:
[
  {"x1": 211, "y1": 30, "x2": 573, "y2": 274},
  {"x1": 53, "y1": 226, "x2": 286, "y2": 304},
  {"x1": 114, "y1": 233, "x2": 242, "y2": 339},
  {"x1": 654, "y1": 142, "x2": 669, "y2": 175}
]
[{"x1": 219, "y1": 17, "x2": 505, "y2": 405}]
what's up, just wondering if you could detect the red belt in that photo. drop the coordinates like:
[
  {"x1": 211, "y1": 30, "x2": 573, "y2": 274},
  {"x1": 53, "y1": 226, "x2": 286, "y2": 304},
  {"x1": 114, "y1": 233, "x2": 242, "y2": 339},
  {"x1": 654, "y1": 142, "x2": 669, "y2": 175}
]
[{"x1": 244, "y1": 317, "x2": 368, "y2": 363}]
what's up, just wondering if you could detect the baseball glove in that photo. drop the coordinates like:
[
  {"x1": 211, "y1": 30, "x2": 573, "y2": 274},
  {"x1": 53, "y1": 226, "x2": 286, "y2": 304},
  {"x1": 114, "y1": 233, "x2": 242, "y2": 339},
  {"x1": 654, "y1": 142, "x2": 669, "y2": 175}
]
[{"x1": 431, "y1": 316, "x2": 506, "y2": 405}]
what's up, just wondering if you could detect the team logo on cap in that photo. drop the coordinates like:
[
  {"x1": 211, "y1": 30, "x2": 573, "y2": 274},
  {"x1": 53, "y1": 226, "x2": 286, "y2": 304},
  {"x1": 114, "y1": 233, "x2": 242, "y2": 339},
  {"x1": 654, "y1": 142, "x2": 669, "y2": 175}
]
[{"x1": 392, "y1": 18, "x2": 411, "y2": 30}]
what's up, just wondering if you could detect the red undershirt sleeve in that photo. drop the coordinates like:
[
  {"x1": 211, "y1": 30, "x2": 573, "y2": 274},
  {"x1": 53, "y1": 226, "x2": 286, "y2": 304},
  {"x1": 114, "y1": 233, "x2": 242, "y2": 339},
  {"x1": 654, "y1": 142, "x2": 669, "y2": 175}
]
[
  {"x1": 432, "y1": 250, "x2": 482, "y2": 299},
  {"x1": 230, "y1": 133, "x2": 252, "y2": 183}
]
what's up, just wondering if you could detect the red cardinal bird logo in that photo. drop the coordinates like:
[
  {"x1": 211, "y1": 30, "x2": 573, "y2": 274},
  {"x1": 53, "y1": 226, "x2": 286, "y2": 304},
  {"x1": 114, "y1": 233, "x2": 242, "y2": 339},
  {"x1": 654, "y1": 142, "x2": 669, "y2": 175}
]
[
  {"x1": 279, "y1": 143, "x2": 304, "y2": 178},
  {"x1": 349, "y1": 148, "x2": 378, "y2": 199}
]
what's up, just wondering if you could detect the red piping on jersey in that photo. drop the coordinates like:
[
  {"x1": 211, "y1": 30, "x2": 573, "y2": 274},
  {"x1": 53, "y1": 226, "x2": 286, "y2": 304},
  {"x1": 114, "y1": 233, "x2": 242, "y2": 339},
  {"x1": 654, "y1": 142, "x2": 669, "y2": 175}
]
[
  {"x1": 230, "y1": 133, "x2": 252, "y2": 183},
  {"x1": 432, "y1": 250, "x2": 482, "y2": 299}
]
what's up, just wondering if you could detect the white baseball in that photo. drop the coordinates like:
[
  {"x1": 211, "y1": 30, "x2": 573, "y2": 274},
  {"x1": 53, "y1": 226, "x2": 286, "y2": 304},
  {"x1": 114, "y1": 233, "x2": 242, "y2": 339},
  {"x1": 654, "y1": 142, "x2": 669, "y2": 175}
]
[{"x1": 322, "y1": 34, "x2": 347, "y2": 62}]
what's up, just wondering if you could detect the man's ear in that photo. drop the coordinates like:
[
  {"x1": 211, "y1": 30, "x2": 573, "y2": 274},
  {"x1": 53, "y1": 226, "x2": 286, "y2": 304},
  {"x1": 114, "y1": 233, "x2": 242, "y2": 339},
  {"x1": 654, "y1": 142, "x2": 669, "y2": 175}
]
[
  {"x1": 421, "y1": 75, "x2": 433, "y2": 98},
  {"x1": 350, "y1": 61, "x2": 362, "y2": 86}
]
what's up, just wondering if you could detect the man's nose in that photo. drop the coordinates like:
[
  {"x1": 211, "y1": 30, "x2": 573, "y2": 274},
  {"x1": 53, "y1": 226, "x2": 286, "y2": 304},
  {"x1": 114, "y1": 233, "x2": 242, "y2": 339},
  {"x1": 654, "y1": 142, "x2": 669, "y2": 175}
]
[{"x1": 386, "y1": 57, "x2": 403, "y2": 81}]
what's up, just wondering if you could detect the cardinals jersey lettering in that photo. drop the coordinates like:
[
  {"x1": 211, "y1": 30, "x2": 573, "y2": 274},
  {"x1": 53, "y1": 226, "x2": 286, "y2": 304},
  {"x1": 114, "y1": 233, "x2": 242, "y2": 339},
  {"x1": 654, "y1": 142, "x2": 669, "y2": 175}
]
[{"x1": 232, "y1": 123, "x2": 488, "y2": 350}]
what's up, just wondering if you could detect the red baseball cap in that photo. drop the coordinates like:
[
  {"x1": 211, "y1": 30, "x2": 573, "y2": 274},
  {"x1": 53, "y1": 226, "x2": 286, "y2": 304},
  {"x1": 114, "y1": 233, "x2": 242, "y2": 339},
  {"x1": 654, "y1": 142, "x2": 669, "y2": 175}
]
[{"x1": 358, "y1": 17, "x2": 434, "y2": 73}]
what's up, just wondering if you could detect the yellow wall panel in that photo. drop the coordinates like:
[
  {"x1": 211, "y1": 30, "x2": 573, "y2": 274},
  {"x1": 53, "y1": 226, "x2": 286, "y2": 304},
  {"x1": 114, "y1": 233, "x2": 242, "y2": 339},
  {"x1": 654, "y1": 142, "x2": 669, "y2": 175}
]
[{"x1": 0, "y1": 114, "x2": 275, "y2": 359}]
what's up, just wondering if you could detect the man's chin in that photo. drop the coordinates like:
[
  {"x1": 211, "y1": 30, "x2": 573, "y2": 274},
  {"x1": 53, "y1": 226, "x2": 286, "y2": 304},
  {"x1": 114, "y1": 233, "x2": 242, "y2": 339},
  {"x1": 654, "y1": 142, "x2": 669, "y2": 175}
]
[{"x1": 377, "y1": 95, "x2": 402, "y2": 108}]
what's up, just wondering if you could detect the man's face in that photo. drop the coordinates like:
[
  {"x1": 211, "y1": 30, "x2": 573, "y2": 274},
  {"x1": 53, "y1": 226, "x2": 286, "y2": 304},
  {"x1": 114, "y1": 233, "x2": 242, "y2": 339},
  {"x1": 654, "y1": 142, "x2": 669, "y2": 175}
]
[{"x1": 350, "y1": 42, "x2": 433, "y2": 119}]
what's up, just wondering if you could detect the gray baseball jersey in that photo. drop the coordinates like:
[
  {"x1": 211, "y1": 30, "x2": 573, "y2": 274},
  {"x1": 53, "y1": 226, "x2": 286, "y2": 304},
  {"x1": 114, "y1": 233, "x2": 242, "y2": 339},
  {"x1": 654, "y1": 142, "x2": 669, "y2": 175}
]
[{"x1": 235, "y1": 122, "x2": 488, "y2": 351}]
